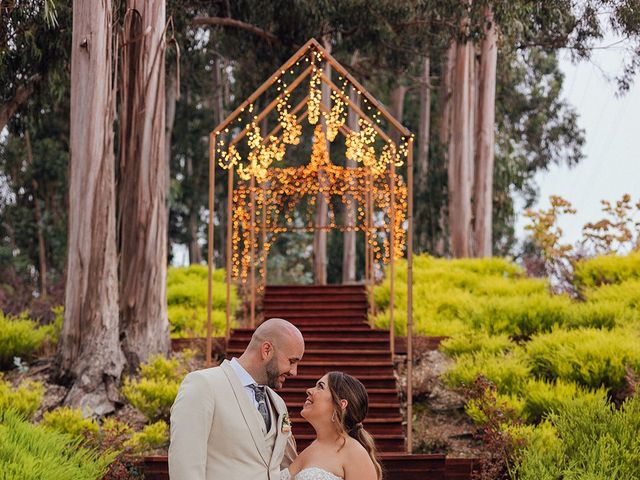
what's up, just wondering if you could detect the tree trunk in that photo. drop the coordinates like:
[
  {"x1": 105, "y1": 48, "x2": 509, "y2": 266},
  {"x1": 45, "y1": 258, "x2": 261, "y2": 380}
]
[
  {"x1": 416, "y1": 55, "x2": 431, "y2": 250},
  {"x1": 313, "y1": 38, "x2": 331, "y2": 285},
  {"x1": 342, "y1": 79, "x2": 359, "y2": 284},
  {"x1": 212, "y1": 54, "x2": 225, "y2": 268},
  {"x1": 448, "y1": 39, "x2": 474, "y2": 258},
  {"x1": 25, "y1": 130, "x2": 48, "y2": 296},
  {"x1": 436, "y1": 44, "x2": 456, "y2": 256},
  {"x1": 57, "y1": 0, "x2": 124, "y2": 415},
  {"x1": 389, "y1": 85, "x2": 408, "y2": 146},
  {"x1": 118, "y1": 0, "x2": 170, "y2": 369},
  {"x1": 473, "y1": 6, "x2": 497, "y2": 258},
  {"x1": 0, "y1": 74, "x2": 40, "y2": 132}
]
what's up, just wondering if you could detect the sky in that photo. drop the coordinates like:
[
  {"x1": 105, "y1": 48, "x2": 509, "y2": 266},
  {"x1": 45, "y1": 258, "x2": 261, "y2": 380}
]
[{"x1": 514, "y1": 36, "x2": 640, "y2": 247}]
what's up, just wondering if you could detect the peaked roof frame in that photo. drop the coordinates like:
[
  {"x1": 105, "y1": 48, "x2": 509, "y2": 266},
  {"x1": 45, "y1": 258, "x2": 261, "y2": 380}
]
[{"x1": 205, "y1": 40, "x2": 415, "y2": 451}]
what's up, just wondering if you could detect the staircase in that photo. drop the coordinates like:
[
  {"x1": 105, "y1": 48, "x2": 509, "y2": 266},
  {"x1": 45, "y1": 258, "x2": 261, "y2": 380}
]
[{"x1": 226, "y1": 284, "x2": 406, "y2": 453}]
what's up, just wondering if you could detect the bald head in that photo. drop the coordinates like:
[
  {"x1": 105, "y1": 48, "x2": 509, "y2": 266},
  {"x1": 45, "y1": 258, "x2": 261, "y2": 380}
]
[
  {"x1": 239, "y1": 318, "x2": 305, "y2": 389},
  {"x1": 248, "y1": 317, "x2": 304, "y2": 351}
]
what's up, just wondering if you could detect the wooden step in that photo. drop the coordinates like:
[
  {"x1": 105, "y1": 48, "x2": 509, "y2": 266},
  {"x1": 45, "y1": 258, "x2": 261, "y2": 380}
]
[
  {"x1": 283, "y1": 374, "x2": 397, "y2": 390},
  {"x1": 227, "y1": 349, "x2": 391, "y2": 362},
  {"x1": 289, "y1": 417, "x2": 403, "y2": 435},
  {"x1": 264, "y1": 292, "x2": 367, "y2": 303},
  {"x1": 279, "y1": 387, "x2": 399, "y2": 404},
  {"x1": 265, "y1": 285, "x2": 366, "y2": 295},
  {"x1": 294, "y1": 361, "x2": 395, "y2": 377},
  {"x1": 295, "y1": 433, "x2": 405, "y2": 452},
  {"x1": 264, "y1": 300, "x2": 367, "y2": 309},
  {"x1": 228, "y1": 337, "x2": 390, "y2": 350},
  {"x1": 287, "y1": 402, "x2": 401, "y2": 418}
]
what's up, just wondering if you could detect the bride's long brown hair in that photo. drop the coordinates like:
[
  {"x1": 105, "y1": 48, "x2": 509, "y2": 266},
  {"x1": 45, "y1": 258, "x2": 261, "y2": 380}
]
[{"x1": 326, "y1": 371, "x2": 382, "y2": 480}]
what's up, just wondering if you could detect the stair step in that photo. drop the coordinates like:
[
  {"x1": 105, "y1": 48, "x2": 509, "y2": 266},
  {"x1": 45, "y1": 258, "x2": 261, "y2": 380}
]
[
  {"x1": 264, "y1": 293, "x2": 367, "y2": 303},
  {"x1": 266, "y1": 285, "x2": 366, "y2": 295},
  {"x1": 287, "y1": 402, "x2": 401, "y2": 418},
  {"x1": 264, "y1": 301, "x2": 367, "y2": 309},
  {"x1": 294, "y1": 361, "x2": 395, "y2": 377},
  {"x1": 295, "y1": 434, "x2": 405, "y2": 452},
  {"x1": 279, "y1": 388, "x2": 399, "y2": 403},
  {"x1": 228, "y1": 337, "x2": 390, "y2": 350},
  {"x1": 283, "y1": 375, "x2": 397, "y2": 389},
  {"x1": 227, "y1": 350, "x2": 391, "y2": 362}
]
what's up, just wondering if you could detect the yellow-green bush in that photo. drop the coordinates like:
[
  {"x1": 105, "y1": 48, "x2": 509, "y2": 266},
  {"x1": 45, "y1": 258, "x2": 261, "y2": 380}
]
[
  {"x1": 444, "y1": 350, "x2": 531, "y2": 396},
  {"x1": 167, "y1": 265, "x2": 237, "y2": 337},
  {"x1": 573, "y1": 251, "x2": 640, "y2": 288},
  {"x1": 122, "y1": 353, "x2": 190, "y2": 422},
  {"x1": 515, "y1": 393, "x2": 640, "y2": 479},
  {"x1": 440, "y1": 332, "x2": 515, "y2": 357},
  {"x1": 0, "y1": 375, "x2": 43, "y2": 419},
  {"x1": 0, "y1": 409, "x2": 114, "y2": 480},
  {"x1": 124, "y1": 420, "x2": 169, "y2": 454},
  {"x1": 41, "y1": 407, "x2": 100, "y2": 438},
  {"x1": 526, "y1": 327, "x2": 640, "y2": 393},
  {"x1": 0, "y1": 311, "x2": 49, "y2": 368},
  {"x1": 521, "y1": 379, "x2": 608, "y2": 423}
]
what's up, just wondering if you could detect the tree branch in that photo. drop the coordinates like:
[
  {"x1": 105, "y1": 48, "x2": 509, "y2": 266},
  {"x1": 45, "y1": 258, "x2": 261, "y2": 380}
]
[
  {"x1": 0, "y1": 74, "x2": 40, "y2": 131},
  {"x1": 191, "y1": 17, "x2": 280, "y2": 44}
]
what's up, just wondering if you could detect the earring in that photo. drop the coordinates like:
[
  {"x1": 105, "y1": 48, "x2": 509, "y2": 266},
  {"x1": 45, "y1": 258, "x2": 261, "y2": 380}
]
[{"x1": 331, "y1": 411, "x2": 336, "y2": 423}]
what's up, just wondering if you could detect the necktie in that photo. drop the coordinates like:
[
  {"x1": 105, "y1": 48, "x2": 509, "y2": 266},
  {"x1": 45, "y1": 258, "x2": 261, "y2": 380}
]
[{"x1": 249, "y1": 384, "x2": 271, "y2": 432}]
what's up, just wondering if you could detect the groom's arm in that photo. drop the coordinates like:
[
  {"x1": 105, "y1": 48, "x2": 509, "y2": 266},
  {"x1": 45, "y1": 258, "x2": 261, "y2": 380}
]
[
  {"x1": 280, "y1": 434, "x2": 298, "y2": 469},
  {"x1": 169, "y1": 371, "x2": 215, "y2": 480}
]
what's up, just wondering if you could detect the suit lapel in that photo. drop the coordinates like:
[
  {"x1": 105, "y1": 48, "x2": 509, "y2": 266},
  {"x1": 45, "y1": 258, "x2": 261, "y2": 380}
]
[
  {"x1": 266, "y1": 387, "x2": 289, "y2": 467},
  {"x1": 220, "y1": 360, "x2": 270, "y2": 465}
]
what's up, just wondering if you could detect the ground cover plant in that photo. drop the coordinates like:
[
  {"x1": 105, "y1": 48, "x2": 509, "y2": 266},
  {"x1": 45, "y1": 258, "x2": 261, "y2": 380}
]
[{"x1": 374, "y1": 253, "x2": 640, "y2": 475}]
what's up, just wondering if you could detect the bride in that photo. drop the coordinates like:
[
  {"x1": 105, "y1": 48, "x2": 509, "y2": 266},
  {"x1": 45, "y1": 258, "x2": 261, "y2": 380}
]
[{"x1": 281, "y1": 371, "x2": 382, "y2": 480}]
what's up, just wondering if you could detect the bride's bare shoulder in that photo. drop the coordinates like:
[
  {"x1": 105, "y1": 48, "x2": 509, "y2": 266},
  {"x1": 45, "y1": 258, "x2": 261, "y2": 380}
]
[{"x1": 341, "y1": 438, "x2": 376, "y2": 479}]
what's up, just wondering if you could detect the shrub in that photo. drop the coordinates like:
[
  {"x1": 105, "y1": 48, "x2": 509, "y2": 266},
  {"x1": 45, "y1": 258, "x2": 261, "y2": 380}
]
[
  {"x1": 41, "y1": 407, "x2": 100, "y2": 438},
  {"x1": 167, "y1": 265, "x2": 237, "y2": 337},
  {"x1": 440, "y1": 332, "x2": 514, "y2": 357},
  {"x1": 122, "y1": 353, "x2": 190, "y2": 422},
  {"x1": 526, "y1": 328, "x2": 640, "y2": 393},
  {"x1": 515, "y1": 393, "x2": 640, "y2": 479},
  {"x1": 573, "y1": 251, "x2": 640, "y2": 289},
  {"x1": 124, "y1": 420, "x2": 169, "y2": 454},
  {"x1": 444, "y1": 351, "x2": 530, "y2": 396},
  {"x1": 0, "y1": 409, "x2": 114, "y2": 480},
  {"x1": 521, "y1": 379, "x2": 608, "y2": 423},
  {"x1": 0, "y1": 375, "x2": 43, "y2": 419},
  {"x1": 0, "y1": 311, "x2": 48, "y2": 368}
]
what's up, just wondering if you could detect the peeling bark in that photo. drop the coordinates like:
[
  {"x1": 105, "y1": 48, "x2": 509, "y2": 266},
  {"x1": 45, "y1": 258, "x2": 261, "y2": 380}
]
[
  {"x1": 118, "y1": 0, "x2": 170, "y2": 369},
  {"x1": 57, "y1": 0, "x2": 124, "y2": 416},
  {"x1": 473, "y1": 6, "x2": 498, "y2": 258}
]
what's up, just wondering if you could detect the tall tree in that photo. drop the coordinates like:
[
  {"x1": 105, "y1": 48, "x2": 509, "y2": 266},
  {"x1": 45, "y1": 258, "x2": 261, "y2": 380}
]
[
  {"x1": 473, "y1": 5, "x2": 498, "y2": 257},
  {"x1": 57, "y1": 0, "x2": 124, "y2": 415},
  {"x1": 118, "y1": 0, "x2": 170, "y2": 368}
]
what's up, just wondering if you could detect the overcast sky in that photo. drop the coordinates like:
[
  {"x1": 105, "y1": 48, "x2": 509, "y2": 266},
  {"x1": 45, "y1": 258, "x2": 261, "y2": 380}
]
[{"x1": 514, "y1": 36, "x2": 640, "y2": 248}]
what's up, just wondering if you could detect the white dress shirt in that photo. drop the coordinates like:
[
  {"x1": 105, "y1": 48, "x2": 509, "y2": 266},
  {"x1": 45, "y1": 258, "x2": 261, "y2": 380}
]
[{"x1": 229, "y1": 357, "x2": 262, "y2": 409}]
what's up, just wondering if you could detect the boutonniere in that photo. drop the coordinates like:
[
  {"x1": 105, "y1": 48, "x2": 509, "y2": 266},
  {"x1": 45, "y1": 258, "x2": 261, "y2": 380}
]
[{"x1": 281, "y1": 413, "x2": 291, "y2": 433}]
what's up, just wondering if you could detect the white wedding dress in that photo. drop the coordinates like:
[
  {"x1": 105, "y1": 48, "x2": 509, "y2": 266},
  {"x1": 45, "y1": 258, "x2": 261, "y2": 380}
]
[{"x1": 280, "y1": 467, "x2": 343, "y2": 480}]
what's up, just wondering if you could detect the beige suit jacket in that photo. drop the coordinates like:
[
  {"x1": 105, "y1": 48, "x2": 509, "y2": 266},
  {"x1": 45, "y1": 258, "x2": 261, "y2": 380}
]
[{"x1": 169, "y1": 360, "x2": 297, "y2": 480}]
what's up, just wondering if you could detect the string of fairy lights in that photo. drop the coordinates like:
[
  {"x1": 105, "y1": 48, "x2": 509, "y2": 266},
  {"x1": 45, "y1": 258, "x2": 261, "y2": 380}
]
[{"x1": 213, "y1": 45, "x2": 411, "y2": 288}]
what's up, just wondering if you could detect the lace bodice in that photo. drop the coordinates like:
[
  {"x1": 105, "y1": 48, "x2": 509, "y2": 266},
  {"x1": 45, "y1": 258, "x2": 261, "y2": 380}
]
[{"x1": 280, "y1": 467, "x2": 343, "y2": 480}]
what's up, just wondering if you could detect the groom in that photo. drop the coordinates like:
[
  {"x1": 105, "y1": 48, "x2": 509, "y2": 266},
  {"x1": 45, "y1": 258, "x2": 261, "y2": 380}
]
[{"x1": 169, "y1": 317, "x2": 305, "y2": 479}]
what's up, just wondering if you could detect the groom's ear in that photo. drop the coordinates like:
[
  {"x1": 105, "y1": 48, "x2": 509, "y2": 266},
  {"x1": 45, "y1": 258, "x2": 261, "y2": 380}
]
[{"x1": 261, "y1": 340, "x2": 274, "y2": 360}]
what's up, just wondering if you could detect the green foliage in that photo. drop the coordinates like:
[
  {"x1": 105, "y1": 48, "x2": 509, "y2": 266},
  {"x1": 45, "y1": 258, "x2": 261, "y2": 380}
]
[
  {"x1": 124, "y1": 421, "x2": 169, "y2": 454},
  {"x1": 0, "y1": 311, "x2": 48, "y2": 368},
  {"x1": 515, "y1": 394, "x2": 640, "y2": 479},
  {"x1": 521, "y1": 379, "x2": 608, "y2": 423},
  {"x1": 0, "y1": 409, "x2": 114, "y2": 480},
  {"x1": 444, "y1": 351, "x2": 531, "y2": 396},
  {"x1": 167, "y1": 265, "x2": 237, "y2": 338},
  {"x1": 41, "y1": 407, "x2": 99, "y2": 439},
  {"x1": 122, "y1": 353, "x2": 190, "y2": 422},
  {"x1": 573, "y1": 252, "x2": 640, "y2": 289},
  {"x1": 440, "y1": 332, "x2": 515, "y2": 357},
  {"x1": 526, "y1": 328, "x2": 640, "y2": 393},
  {"x1": 0, "y1": 375, "x2": 43, "y2": 419}
]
